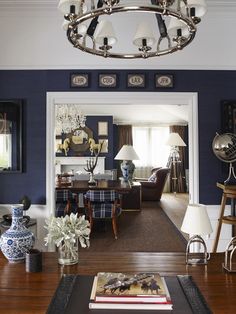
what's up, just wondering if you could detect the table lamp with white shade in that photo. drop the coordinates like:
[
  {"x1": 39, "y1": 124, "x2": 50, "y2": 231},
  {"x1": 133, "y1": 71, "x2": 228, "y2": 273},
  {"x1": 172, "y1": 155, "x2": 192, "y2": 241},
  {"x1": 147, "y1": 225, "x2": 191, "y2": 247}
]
[
  {"x1": 181, "y1": 203, "x2": 213, "y2": 265},
  {"x1": 114, "y1": 145, "x2": 139, "y2": 182}
]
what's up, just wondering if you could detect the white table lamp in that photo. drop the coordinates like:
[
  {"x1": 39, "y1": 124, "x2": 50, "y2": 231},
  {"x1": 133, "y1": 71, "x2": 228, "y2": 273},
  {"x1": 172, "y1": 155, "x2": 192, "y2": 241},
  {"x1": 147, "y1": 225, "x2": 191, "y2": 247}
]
[
  {"x1": 114, "y1": 145, "x2": 139, "y2": 182},
  {"x1": 181, "y1": 203, "x2": 213, "y2": 265}
]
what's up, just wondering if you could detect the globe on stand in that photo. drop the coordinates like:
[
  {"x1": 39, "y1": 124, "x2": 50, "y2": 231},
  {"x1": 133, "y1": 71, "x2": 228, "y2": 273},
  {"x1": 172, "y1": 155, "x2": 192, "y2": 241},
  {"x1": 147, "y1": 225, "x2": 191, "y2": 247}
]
[{"x1": 212, "y1": 133, "x2": 236, "y2": 185}]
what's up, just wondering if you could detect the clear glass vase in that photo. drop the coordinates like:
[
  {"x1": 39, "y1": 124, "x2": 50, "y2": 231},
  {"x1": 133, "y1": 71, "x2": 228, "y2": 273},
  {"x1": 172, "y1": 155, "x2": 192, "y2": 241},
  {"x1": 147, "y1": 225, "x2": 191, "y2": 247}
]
[{"x1": 58, "y1": 239, "x2": 78, "y2": 265}]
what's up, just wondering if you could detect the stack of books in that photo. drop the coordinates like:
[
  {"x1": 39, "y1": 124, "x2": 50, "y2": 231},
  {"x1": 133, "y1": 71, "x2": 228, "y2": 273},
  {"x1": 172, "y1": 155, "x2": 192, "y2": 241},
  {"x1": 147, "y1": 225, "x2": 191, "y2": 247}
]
[{"x1": 89, "y1": 272, "x2": 173, "y2": 310}]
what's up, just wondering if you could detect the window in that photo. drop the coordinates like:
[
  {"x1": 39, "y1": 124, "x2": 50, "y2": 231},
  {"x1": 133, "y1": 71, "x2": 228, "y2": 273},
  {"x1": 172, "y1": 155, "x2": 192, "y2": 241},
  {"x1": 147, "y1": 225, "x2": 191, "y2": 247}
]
[
  {"x1": 132, "y1": 126, "x2": 170, "y2": 168},
  {"x1": 0, "y1": 134, "x2": 12, "y2": 169}
]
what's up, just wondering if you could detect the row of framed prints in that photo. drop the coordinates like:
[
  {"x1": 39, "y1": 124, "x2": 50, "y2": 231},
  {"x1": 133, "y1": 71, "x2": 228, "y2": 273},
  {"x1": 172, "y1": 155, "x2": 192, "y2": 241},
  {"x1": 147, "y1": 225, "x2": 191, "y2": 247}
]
[{"x1": 71, "y1": 73, "x2": 173, "y2": 88}]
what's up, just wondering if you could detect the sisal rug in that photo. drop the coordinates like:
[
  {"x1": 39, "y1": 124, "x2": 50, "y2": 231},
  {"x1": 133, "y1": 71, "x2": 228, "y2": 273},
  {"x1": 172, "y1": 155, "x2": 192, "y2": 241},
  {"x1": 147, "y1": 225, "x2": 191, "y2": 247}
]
[{"x1": 84, "y1": 201, "x2": 187, "y2": 252}]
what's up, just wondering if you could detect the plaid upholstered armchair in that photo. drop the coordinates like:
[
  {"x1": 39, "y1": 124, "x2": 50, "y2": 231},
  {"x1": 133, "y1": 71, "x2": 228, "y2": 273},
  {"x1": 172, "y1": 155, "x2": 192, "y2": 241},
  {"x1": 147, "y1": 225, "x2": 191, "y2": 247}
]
[
  {"x1": 84, "y1": 190, "x2": 122, "y2": 239},
  {"x1": 55, "y1": 189, "x2": 78, "y2": 217}
]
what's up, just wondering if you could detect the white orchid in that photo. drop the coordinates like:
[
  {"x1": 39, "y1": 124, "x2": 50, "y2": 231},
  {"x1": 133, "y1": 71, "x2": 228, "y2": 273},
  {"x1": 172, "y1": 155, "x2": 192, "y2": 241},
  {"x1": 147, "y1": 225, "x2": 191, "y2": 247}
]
[{"x1": 44, "y1": 213, "x2": 90, "y2": 250}]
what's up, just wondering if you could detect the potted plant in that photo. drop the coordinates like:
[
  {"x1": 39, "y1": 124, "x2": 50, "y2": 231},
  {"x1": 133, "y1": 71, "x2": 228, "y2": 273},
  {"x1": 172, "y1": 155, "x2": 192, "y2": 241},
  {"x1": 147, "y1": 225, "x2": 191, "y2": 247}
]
[{"x1": 44, "y1": 213, "x2": 90, "y2": 265}]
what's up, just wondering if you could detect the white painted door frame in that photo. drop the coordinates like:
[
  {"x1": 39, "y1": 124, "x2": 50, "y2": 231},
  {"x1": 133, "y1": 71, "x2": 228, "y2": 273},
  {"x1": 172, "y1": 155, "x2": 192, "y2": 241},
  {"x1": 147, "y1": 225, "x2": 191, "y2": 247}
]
[{"x1": 46, "y1": 92, "x2": 199, "y2": 215}]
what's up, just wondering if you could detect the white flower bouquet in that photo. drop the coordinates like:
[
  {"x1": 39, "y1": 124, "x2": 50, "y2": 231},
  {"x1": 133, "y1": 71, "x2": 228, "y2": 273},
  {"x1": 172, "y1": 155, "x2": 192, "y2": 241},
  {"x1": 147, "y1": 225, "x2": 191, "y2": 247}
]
[{"x1": 44, "y1": 213, "x2": 90, "y2": 265}]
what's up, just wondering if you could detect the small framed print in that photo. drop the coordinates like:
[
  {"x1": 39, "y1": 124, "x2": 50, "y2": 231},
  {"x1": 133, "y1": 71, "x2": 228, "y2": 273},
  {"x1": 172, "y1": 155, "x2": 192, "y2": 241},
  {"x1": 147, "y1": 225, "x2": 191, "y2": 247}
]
[
  {"x1": 71, "y1": 73, "x2": 89, "y2": 87},
  {"x1": 98, "y1": 121, "x2": 108, "y2": 136},
  {"x1": 99, "y1": 139, "x2": 108, "y2": 153},
  {"x1": 155, "y1": 74, "x2": 173, "y2": 88},
  {"x1": 99, "y1": 74, "x2": 117, "y2": 88},
  {"x1": 127, "y1": 74, "x2": 145, "y2": 88},
  {"x1": 221, "y1": 100, "x2": 236, "y2": 133}
]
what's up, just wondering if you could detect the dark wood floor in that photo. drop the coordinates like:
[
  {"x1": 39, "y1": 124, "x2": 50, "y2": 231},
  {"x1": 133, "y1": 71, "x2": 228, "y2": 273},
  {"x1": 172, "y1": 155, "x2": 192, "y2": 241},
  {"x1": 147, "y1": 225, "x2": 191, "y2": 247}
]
[{"x1": 160, "y1": 193, "x2": 189, "y2": 240}]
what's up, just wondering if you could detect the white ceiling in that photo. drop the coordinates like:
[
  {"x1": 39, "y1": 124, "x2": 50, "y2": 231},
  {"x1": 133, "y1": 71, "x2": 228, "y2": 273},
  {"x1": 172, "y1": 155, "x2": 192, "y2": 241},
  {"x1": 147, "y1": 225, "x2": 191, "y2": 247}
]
[
  {"x1": 0, "y1": 1, "x2": 232, "y2": 124},
  {"x1": 67, "y1": 103, "x2": 189, "y2": 125},
  {"x1": 0, "y1": 0, "x2": 233, "y2": 9}
]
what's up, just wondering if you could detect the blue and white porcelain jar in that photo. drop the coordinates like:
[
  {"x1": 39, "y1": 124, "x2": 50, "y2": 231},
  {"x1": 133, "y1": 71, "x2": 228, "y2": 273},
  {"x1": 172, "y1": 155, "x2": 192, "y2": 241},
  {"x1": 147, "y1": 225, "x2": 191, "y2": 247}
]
[{"x1": 0, "y1": 204, "x2": 35, "y2": 263}]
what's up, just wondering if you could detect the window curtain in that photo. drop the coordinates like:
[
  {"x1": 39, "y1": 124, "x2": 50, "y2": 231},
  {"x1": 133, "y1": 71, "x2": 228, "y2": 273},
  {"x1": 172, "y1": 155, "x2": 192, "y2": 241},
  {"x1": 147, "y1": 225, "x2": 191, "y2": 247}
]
[
  {"x1": 133, "y1": 126, "x2": 170, "y2": 178},
  {"x1": 169, "y1": 125, "x2": 187, "y2": 193},
  {"x1": 116, "y1": 125, "x2": 133, "y2": 177}
]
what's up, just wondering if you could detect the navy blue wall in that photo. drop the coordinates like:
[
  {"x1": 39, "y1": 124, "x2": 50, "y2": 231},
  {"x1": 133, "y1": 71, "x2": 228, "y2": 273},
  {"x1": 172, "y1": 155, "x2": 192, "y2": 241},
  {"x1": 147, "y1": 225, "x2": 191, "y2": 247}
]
[{"x1": 0, "y1": 69, "x2": 236, "y2": 205}]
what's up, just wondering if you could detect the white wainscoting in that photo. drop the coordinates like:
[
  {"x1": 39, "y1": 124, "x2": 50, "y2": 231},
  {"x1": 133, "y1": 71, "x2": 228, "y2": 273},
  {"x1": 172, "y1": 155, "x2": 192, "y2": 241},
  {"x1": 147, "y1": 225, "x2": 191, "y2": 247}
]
[
  {"x1": 206, "y1": 205, "x2": 232, "y2": 253},
  {"x1": 0, "y1": 204, "x2": 50, "y2": 252}
]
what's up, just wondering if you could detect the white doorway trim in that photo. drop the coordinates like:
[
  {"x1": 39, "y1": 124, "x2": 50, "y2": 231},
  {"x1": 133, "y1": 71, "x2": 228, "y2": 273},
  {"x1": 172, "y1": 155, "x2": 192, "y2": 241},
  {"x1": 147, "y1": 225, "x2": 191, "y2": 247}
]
[{"x1": 46, "y1": 92, "x2": 199, "y2": 215}]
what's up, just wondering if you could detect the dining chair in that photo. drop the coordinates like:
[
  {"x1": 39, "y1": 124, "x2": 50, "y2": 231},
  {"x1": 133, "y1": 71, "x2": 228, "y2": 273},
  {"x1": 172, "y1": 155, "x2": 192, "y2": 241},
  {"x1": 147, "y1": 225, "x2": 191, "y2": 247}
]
[
  {"x1": 55, "y1": 189, "x2": 78, "y2": 217},
  {"x1": 84, "y1": 190, "x2": 122, "y2": 239}
]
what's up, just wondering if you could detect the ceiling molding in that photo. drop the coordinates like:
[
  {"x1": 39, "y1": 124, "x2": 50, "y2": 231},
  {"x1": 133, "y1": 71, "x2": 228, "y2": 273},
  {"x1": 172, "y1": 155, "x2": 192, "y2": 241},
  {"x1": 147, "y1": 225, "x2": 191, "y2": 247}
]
[{"x1": 0, "y1": 0, "x2": 236, "y2": 10}]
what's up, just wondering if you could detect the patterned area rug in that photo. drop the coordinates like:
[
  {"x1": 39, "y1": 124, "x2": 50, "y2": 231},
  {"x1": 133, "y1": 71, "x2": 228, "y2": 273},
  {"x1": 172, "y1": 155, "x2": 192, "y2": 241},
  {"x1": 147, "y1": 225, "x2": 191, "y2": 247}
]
[{"x1": 84, "y1": 201, "x2": 187, "y2": 252}]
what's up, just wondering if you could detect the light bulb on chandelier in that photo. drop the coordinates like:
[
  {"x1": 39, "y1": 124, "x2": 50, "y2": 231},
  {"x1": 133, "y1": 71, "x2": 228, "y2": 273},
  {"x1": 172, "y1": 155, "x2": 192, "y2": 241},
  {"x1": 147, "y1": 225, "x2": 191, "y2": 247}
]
[{"x1": 58, "y1": 0, "x2": 207, "y2": 59}]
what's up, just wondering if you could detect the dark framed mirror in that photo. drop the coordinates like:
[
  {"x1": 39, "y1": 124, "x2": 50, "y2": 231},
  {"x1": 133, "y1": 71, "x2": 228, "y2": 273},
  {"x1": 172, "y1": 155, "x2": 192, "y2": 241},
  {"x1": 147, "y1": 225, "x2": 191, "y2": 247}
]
[
  {"x1": 0, "y1": 99, "x2": 22, "y2": 173},
  {"x1": 69, "y1": 126, "x2": 93, "y2": 152}
]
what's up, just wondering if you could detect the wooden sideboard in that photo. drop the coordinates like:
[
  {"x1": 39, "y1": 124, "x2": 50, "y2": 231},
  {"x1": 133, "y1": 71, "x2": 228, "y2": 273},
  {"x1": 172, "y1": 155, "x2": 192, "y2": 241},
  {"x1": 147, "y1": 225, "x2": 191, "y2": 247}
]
[
  {"x1": 121, "y1": 182, "x2": 142, "y2": 210},
  {"x1": 0, "y1": 252, "x2": 235, "y2": 314}
]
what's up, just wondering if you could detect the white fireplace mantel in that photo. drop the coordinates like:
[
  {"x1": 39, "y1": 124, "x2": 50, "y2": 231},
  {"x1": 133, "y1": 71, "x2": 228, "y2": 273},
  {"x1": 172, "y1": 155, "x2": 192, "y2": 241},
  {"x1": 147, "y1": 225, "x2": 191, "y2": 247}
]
[{"x1": 55, "y1": 156, "x2": 105, "y2": 175}]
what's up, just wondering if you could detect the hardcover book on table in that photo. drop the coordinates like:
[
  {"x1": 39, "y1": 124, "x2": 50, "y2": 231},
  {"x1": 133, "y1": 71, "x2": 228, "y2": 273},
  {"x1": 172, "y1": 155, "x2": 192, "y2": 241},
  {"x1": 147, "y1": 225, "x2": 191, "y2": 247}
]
[
  {"x1": 46, "y1": 274, "x2": 212, "y2": 314},
  {"x1": 89, "y1": 272, "x2": 173, "y2": 310}
]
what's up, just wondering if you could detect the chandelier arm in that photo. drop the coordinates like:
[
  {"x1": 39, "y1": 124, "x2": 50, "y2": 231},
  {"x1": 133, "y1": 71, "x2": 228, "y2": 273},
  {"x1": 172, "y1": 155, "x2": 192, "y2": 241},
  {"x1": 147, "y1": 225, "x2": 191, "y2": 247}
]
[
  {"x1": 91, "y1": 0, "x2": 95, "y2": 10},
  {"x1": 67, "y1": 5, "x2": 196, "y2": 59},
  {"x1": 150, "y1": 0, "x2": 168, "y2": 38},
  {"x1": 86, "y1": 0, "x2": 103, "y2": 37},
  {"x1": 156, "y1": 14, "x2": 168, "y2": 38}
]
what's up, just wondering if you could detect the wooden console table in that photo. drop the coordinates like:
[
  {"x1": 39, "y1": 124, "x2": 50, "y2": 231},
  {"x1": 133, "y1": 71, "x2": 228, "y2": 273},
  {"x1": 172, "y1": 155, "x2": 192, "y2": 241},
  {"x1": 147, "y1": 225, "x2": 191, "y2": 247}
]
[
  {"x1": 0, "y1": 252, "x2": 235, "y2": 314},
  {"x1": 212, "y1": 182, "x2": 236, "y2": 252},
  {"x1": 56, "y1": 180, "x2": 132, "y2": 193},
  {"x1": 121, "y1": 181, "x2": 142, "y2": 210}
]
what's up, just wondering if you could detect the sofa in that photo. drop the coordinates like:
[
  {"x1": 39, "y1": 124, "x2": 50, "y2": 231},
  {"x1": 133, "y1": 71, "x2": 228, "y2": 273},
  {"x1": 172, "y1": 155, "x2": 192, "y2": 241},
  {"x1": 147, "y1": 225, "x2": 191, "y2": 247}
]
[{"x1": 137, "y1": 167, "x2": 170, "y2": 201}]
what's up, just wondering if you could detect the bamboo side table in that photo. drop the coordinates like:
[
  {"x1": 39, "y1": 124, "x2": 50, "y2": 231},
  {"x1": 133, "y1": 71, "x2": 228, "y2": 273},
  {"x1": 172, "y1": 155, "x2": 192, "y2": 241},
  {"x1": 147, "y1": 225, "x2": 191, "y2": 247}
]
[{"x1": 212, "y1": 182, "x2": 236, "y2": 253}]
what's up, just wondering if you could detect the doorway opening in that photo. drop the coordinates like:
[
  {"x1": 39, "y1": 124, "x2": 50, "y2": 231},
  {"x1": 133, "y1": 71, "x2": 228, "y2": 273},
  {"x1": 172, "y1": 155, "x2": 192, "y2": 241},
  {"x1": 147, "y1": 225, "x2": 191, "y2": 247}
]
[{"x1": 46, "y1": 92, "x2": 199, "y2": 217}]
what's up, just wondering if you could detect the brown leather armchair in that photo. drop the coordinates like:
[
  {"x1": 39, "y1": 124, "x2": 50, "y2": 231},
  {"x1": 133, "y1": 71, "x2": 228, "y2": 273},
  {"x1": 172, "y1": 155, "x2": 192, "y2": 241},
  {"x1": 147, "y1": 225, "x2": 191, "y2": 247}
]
[{"x1": 137, "y1": 167, "x2": 170, "y2": 201}]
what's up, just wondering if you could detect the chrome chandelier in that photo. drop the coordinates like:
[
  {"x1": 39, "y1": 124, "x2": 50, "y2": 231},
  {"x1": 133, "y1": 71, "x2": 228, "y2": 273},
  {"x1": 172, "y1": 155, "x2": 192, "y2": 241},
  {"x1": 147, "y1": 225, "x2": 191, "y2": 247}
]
[
  {"x1": 58, "y1": 0, "x2": 206, "y2": 59},
  {"x1": 55, "y1": 104, "x2": 86, "y2": 134}
]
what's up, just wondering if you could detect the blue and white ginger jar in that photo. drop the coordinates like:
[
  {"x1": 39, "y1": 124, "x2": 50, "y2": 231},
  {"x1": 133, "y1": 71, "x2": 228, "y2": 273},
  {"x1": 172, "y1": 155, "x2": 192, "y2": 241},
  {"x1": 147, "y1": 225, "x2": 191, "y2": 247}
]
[{"x1": 0, "y1": 205, "x2": 35, "y2": 263}]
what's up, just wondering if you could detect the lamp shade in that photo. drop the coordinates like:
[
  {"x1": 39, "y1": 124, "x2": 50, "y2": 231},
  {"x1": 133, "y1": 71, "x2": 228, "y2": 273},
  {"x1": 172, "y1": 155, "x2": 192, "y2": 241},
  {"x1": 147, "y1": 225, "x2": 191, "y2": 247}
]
[
  {"x1": 181, "y1": 204, "x2": 213, "y2": 236},
  {"x1": 62, "y1": 20, "x2": 87, "y2": 34},
  {"x1": 168, "y1": 18, "x2": 188, "y2": 37},
  {"x1": 166, "y1": 133, "x2": 186, "y2": 147},
  {"x1": 114, "y1": 145, "x2": 139, "y2": 161},
  {"x1": 181, "y1": 0, "x2": 207, "y2": 18},
  {"x1": 133, "y1": 22, "x2": 156, "y2": 47},
  {"x1": 58, "y1": 0, "x2": 87, "y2": 15},
  {"x1": 95, "y1": 20, "x2": 117, "y2": 46}
]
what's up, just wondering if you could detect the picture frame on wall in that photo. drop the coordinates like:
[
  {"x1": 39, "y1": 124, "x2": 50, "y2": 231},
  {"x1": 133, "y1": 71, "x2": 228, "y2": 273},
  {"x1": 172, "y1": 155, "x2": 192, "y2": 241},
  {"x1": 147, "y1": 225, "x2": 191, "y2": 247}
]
[
  {"x1": 99, "y1": 139, "x2": 108, "y2": 153},
  {"x1": 98, "y1": 121, "x2": 108, "y2": 136},
  {"x1": 127, "y1": 74, "x2": 145, "y2": 88},
  {"x1": 221, "y1": 100, "x2": 236, "y2": 133},
  {"x1": 70, "y1": 73, "x2": 89, "y2": 88},
  {"x1": 0, "y1": 99, "x2": 22, "y2": 173},
  {"x1": 99, "y1": 74, "x2": 117, "y2": 88},
  {"x1": 155, "y1": 74, "x2": 173, "y2": 88}
]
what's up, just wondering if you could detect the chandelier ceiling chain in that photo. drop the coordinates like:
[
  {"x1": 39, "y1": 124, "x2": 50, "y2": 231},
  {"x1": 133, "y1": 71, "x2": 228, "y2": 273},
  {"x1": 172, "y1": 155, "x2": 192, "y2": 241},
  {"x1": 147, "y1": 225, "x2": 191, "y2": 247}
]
[{"x1": 58, "y1": 0, "x2": 207, "y2": 59}]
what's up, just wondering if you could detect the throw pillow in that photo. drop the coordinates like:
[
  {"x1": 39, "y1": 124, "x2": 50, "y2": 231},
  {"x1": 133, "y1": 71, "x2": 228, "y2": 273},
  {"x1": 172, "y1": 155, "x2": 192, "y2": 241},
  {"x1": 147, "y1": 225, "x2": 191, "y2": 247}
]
[{"x1": 148, "y1": 172, "x2": 157, "y2": 183}]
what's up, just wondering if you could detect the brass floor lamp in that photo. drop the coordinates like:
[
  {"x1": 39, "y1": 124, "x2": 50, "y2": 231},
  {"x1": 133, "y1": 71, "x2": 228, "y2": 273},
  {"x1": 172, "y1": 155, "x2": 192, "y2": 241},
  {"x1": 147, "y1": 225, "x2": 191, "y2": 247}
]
[{"x1": 166, "y1": 133, "x2": 186, "y2": 195}]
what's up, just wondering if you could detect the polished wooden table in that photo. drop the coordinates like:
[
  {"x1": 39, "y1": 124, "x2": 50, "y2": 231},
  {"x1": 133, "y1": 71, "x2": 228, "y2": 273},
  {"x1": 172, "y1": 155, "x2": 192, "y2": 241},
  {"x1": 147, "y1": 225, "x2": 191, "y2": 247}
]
[
  {"x1": 56, "y1": 180, "x2": 132, "y2": 193},
  {"x1": 0, "y1": 252, "x2": 235, "y2": 314}
]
